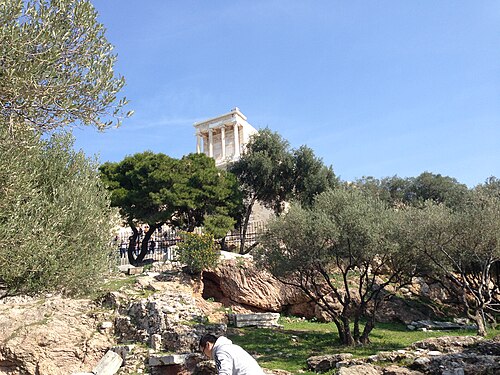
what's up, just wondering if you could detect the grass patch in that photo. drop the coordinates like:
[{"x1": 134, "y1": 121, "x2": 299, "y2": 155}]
[
  {"x1": 86, "y1": 274, "x2": 140, "y2": 301},
  {"x1": 227, "y1": 317, "x2": 500, "y2": 375},
  {"x1": 100, "y1": 275, "x2": 139, "y2": 292}
]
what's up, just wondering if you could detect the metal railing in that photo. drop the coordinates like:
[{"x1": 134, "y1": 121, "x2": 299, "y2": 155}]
[{"x1": 115, "y1": 222, "x2": 266, "y2": 266}]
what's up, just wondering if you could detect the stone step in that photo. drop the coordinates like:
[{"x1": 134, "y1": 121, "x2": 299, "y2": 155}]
[
  {"x1": 228, "y1": 313, "x2": 282, "y2": 328},
  {"x1": 92, "y1": 350, "x2": 123, "y2": 375},
  {"x1": 149, "y1": 354, "x2": 187, "y2": 367}
]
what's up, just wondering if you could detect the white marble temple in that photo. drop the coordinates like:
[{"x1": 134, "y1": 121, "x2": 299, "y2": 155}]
[{"x1": 193, "y1": 107, "x2": 257, "y2": 168}]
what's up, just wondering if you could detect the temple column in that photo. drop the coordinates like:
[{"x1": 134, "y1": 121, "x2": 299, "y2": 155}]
[
  {"x1": 233, "y1": 123, "x2": 240, "y2": 158},
  {"x1": 196, "y1": 132, "x2": 201, "y2": 153},
  {"x1": 221, "y1": 126, "x2": 226, "y2": 159},
  {"x1": 208, "y1": 128, "x2": 213, "y2": 157}
]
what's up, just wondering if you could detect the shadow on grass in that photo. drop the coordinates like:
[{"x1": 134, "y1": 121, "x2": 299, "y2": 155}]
[{"x1": 372, "y1": 321, "x2": 409, "y2": 332}]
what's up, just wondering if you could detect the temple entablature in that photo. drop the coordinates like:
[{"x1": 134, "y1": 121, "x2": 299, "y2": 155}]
[{"x1": 193, "y1": 107, "x2": 257, "y2": 168}]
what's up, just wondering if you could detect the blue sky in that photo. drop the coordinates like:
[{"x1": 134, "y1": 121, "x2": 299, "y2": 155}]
[{"x1": 73, "y1": 1, "x2": 499, "y2": 187}]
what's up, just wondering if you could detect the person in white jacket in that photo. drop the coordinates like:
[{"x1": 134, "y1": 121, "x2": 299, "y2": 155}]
[{"x1": 199, "y1": 334, "x2": 265, "y2": 375}]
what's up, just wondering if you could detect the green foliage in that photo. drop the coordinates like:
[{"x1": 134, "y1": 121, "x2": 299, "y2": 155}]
[
  {"x1": 0, "y1": 0, "x2": 127, "y2": 296},
  {"x1": 229, "y1": 128, "x2": 295, "y2": 213},
  {"x1": 100, "y1": 152, "x2": 241, "y2": 263},
  {"x1": 100, "y1": 152, "x2": 241, "y2": 230},
  {"x1": 0, "y1": 127, "x2": 117, "y2": 296},
  {"x1": 229, "y1": 128, "x2": 336, "y2": 253},
  {"x1": 203, "y1": 214, "x2": 236, "y2": 239},
  {"x1": 173, "y1": 153, "x2": 242, "y2": 232},
  {"x1": 0, "y1": 0, "x2": 130, "y2": 131},
  {"x1": 259, "y1": 187, "x2": 420, "y2": 345},
  {"x1": 177, "y1": 232, "x2": 219, "y2": 274},
  {"x1": 476, "y1": 176, "x2": 500, "y2": 198},
  {"x1": 354, "y1": 172, "x2": 469, "y2": 209},
  {"x1": 292, "y1": 145, "x2": 338, "y2": 207},
  {"x1": 387, "y1": 191, "x2": 500, "y2": 336},
  {"x1": 100, "y1": 152, "x2": 179, "y2": 225},
  {"x1": 407, "y1": 172, "x2": 469, "y2": 208}
]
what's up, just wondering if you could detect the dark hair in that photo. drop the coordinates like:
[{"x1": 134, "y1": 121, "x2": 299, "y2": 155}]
[{"x1": 199, "y1": 334, "x2": 217, "y2": 349}]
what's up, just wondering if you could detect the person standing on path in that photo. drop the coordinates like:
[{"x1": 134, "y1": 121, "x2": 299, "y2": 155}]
[{"x1": 199, "y1": 334, "x2": 265, "y2": 375}]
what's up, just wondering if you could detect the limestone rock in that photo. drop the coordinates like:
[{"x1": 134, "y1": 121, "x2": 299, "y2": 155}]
[
  {"x1": 263, "y1": 370, "x2": 292, "y2": 375},
  {"x1": 337, "y1": 364, "x2": 382, "y2": 375},
  {"x1": 409, "y1": 320, "x2": 476, "y2": 331},
  {"x1": 228, "y1": 312, "x2": 281, "y2": 328},
  {"x1": 411, "y1": 336, "x2": 483, "y2": 353},
  {"x1": 92, "y1": 350, "x2": 123, "y2": 375},
  {"x1": 101, "y1": 291, "x2": 127, "y2": 310},
  {"x1": 0, "y1": 295, "x2": 114, "y2": 375},
  {"x1": 375, "y1": 296, "x2": 429, "y2": 324},
  {"x1": 149, "y1": 354, "x2": 187, "y2": 366},
  {"x1": 306, "y1": 354, "x2": 354, "y2": 372},
  {"x1": 411, "y1": 353, "x2": 500, "y2": 374},
  {"x1": 383, "y1": 365, "x2": 424, "y2": 375},
  {"x1": 202, "y1": 259, "x2": 452, "y2": 324},
  {"x1": 111, "y1": 344, "x2": 135, "y2": 363},
  {"x1": 201, "y1": 259, "x2": 310, "y2": 312}
]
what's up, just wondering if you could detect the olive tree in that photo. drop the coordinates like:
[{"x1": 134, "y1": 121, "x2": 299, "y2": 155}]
[
  {"x1": 0, "y1": 128, "x2": 117, "y2": 297},
  {"x1": 411, "y1": 193, "x2": 500, "y2": 336},
  {"x1": 0, "y1": 0, "x2": 130, "y2": 297},
  {"x1": 1, "y1": 0, "x2": 131, "y2": 131},
  {"x1": 259, "y1": 187, "x2": 419, "y2": 346}
]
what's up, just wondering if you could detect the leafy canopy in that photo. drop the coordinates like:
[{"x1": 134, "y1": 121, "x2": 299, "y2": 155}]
[
  {"x1": 229, "y1": 128, "x2": 337, "y2": 253},
  {"x1": 100, "y1": 152, "x2": 242, "y2": 232},
  {"x1": 0, "y1": 127, "x2": 117, "y2": 296},
  {"x1": 0, "y1": 0, "x2": 131, "y2": 130},
  {"x1": 100, "y1": 151, "x2": 179, "y2": 226},
  {"x1": 177, "y1": 232, "x2": 219, "y2": 275},
  {"x1": 354, "y1": 172, "x2": 469, "y2": 209},
  {"x1": 259, "y1": 187, "x2": 418, "y2": 345},
  {"x1": 407, "y1": 191, "x2": 500, "y2": 336},
  {"x1": 172, "y1": 153, "x2": 242, "y2": 232},
  {"x1": 229, "y1": 128, "x2": 295, "y2": 213}
]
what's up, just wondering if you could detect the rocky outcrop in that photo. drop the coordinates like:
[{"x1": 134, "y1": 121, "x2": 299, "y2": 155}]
[
  {"x1": 0, "y1": 267, "x2": 228, "y2": 375},
  {"x1": 114, "y1": 272, "x2": 226, "y2": 355},
  {"x1": 201, "y1": 258, "x2": 310, "y2": 313},
  {"x1": 338, "y1": 364, "x2": 382, "y2": 375},
  {"x1": 0, "y1": 295, "x2": 115, "y2": 375},
  {"x1": 409, "y1": 336, "x2": 500, "y2": 374},
  {"x1": 307, "y1": 354, "x2": 354, "y2": 372},
  {"x1": 203, "y1": 258, "x2": 458, "y2": 325},
  {"x1": 1, "y1": 261, "x2": 493, "y2": 375},
  {"x1": 306, "y1": 336, "x2": 500, "y2": 375},
  {"x1": 375, "y1": 295, "x2": 431, "y2": 324}
]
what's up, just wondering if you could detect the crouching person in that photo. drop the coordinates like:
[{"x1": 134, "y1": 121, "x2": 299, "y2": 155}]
[{"x1": 199, "y1": 334, "x2": 265, "y2": 375}]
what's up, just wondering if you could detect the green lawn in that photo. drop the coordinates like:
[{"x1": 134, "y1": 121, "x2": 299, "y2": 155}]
[{"x1": 227, "y1": 317, "x2": 500, "y2": 375}]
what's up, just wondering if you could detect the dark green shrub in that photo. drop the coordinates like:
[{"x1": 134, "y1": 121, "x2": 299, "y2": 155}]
[
  {"x1": 0, "y1": 127, "x2": 117, "y2": 296},
  {"x1": 203, "y1": 214, "x2": 235, "y2": 240}
]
